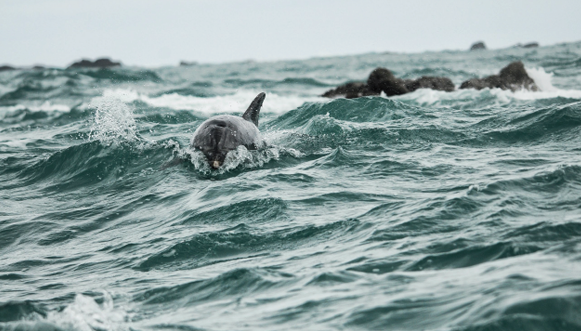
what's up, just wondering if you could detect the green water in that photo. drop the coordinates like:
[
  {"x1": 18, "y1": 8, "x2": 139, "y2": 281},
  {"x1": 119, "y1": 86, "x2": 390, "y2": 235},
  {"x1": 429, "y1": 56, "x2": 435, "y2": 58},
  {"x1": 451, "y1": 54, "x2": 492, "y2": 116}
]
[{"x1": 1, "y1": 42, "x2": 581, "y2": 331}]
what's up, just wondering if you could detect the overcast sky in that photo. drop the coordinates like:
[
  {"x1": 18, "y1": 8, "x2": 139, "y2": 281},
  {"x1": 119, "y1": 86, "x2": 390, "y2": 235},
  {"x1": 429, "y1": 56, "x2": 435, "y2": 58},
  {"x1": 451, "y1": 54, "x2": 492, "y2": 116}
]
[{"x1": 2, "y1": 0, "x2": 580, "y2": 67}]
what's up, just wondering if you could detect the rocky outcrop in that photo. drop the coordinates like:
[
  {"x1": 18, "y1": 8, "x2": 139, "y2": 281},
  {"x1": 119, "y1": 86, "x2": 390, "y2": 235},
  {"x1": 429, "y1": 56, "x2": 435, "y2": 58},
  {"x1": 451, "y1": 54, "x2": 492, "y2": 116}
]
[
  {"x1": 460, "y1": 61, "x2": 538, "y2": 91},
  {"x1": 0, "y1": 65, "x2": 16, "y2": 72},
  {"x1": 470, "y1": 42, "x2": 486, "y2": 51},
  {"x1": 367, "y1": 68, "x2": 409, "y2": 96},
  {"x1": 321, "y1": 82, "x2": 374, "y2": 99},
  {"x1": 322, "y1": 68, "x2": 455, "y2": 99},
  {"x1": 67, "y1": 58, "x2": 121, "y2": 69},
  {"x1": 405, "y1": 76, "x2": 455, "y2": 93}
]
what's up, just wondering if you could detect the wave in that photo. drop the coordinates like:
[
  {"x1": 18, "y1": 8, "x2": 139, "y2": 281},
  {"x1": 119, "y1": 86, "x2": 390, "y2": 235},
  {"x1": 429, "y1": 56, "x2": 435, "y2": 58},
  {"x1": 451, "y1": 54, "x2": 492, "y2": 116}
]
[
  {"x1": 0, "y1": 106, "x2": 71, "y2": 124},
  {"x1": 478, "y1": 165, "x2": 581, "y2": 197},
  {"x1": 459, "y1": 102, "x2": 581, "y2": 146},
  {"x1": 136, "y1": 219, "x2": 364, "y2": 271},
  {"x1": 0, "y1": 293, "x2": 127, "y2": 331},
  {"x1": 81, "y1": 88, "x2": 319, "y2": 115},
  {"x1": 71, "y1": 68, "x2": 163, "y2": 83},
  {"x1": 3, "y1": 40, "x2": 581, "y2": 331},
  {"x1": 268, "y1": 97, "x2": 419, "y2": 129},
  {"x1": 8, "y1": 140, "x2": 171, "y2": 193},
  {"x1": 223, "y1": 77, "x2": 333, "y2": 88}
]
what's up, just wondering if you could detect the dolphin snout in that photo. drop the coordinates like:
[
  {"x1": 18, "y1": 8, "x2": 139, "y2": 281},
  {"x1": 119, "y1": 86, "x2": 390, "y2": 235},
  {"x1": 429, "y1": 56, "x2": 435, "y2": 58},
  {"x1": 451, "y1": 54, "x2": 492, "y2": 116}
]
[{"x1": 212, "y1": 160, "x2": 221, "y2": 169}]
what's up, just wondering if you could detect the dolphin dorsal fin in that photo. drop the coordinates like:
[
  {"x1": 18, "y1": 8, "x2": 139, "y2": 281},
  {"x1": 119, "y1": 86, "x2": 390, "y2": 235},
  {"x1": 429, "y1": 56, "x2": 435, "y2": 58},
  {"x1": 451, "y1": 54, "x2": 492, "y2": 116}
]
[{"x1": 242, "y1": 92, "x2": 266, "y2": 126}]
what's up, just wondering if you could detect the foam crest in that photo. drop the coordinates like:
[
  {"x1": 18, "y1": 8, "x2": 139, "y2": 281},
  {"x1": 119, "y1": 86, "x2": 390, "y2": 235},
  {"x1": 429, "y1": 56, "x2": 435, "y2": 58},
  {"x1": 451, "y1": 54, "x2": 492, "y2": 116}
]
[
  {"x1": 89, "y1": 93, "x2": 138, "y2": 145},
  {"x1": 395, "y1": 88, "x2": 453, "y2": 105},
  {"x1": 487, "y1": 66, "x2": 581, "y2": 100},
  {"x1": 526, "y1": 67, "x2": 557, "y2": 92},
  {"x1": 90, "y1": 89, "x2": 320, "y2": 114},
  {"x1": 395, "y1": 67, "x2": 581, "y2": 106},
  {"x1": 187, "y1": 146, "x2": 279, "y2": 173},
  {"x1": 0, "y1": 102, "x2": 71, "y2": 120},
  {"x1": 47, "y1": 293, "x2": 128, "y2": 331},
  {"x1": 164, "y1": 140, "x2": 302, "y2": 174},
  {"x1": 494, "y1": 86, "x2": 581, "y2": 101}
]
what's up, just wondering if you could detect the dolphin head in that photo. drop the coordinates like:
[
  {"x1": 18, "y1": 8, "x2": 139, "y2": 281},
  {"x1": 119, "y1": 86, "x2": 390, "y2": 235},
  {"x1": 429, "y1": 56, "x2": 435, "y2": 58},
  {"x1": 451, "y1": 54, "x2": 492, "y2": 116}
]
[
  {"x1": 195, "y1": 121, "x2": 231, "y2": 169},
  {"x1": 191, "y1": 92, "x2": 266, "y2": 169}
]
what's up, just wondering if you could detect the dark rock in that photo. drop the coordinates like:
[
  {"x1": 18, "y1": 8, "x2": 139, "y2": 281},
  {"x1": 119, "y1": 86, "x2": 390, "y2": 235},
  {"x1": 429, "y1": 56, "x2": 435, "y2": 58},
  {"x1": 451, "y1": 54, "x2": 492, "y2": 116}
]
[
  {"x1": 68, "y1": 58, "x2": 121, "y2": 69},
  {"x1": 405, "y1": 76, "x2": 455, "y2": 92},
  {"x1": 470, "y1": 42, "x2": 486, "y2": 51},
  {"x1": 180, "y1": 61, "x2": 197, "y2": 66},
  {"x1": 498, "y1": 61, "x2": 537, "y2": 91},
  {"x1": 32, "y1": 65, "x2": 45, "y2": 70},
  {"x1": 460, "y1": 76, "x2": 501, "y2": 90},
  {"x1": 460, "y1": 61, "x2": 538, "y2": 91},
  {"x1": 0, "y1": 65, "x2": 16, "y2": 72},
  {"x1": 322, "y1": 68, "x2": 457, "y2": 99},
  {"x1": 321, "y1": 81, "x2": 377, "y2": 99},
  {"x1": 367, "y1": 67, "x2": 409, "y2": 96},
  {"x1": 522, "y1": 42, "x2": 539, "y2": 48},
  {"x1": 513, "y1": 42, "x2": 539, "y2": 48}
]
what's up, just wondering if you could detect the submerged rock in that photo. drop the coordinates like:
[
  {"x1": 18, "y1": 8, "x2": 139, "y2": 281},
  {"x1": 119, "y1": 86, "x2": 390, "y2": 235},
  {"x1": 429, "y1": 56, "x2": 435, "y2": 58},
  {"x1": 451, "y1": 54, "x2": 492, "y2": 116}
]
[
  {"x1": 0, "y1": 65, "x2": 16, "y2": 72},
  {"x1": 460, "y1": 61, "x2": 538, "y2": 91},
  {"x1": 470, "y1": 42, "x2": 487, "y2": 51},
  {"x1": 68, "y1": 58, "x2": 121, "y2": 69},
  {"x1": 322, "y1": 68, "x2": 455, "y2": 99}
]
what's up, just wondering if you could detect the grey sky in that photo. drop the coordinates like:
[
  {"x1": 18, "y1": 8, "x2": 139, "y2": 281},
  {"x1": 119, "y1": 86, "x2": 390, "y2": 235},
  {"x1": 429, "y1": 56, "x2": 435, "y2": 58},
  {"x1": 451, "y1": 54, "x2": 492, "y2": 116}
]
[{"x1": 2, "y1": 0, "x2": 580, "y2": 67}]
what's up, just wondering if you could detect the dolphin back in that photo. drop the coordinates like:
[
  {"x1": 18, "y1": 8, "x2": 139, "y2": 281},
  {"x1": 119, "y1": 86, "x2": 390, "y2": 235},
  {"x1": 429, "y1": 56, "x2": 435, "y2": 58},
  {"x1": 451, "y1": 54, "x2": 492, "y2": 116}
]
[{"x1": 242, "y1": 92, "x2": 266, "y2": 126}]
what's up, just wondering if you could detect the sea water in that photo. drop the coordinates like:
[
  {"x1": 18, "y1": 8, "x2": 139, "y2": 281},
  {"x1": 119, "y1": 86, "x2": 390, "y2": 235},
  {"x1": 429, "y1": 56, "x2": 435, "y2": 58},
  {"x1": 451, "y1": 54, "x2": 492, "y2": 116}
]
[{"x1": 1, "y1": 42, "x2": 581, "y2": 331}]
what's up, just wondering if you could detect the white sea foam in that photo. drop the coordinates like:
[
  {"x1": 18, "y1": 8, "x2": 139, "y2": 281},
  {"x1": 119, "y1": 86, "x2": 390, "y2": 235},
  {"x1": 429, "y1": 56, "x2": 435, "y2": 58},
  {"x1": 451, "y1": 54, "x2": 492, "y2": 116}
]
[
  {"x1": 85, "y1": 89, "x2": 320, "y2": 114},
  {"x1": 46, "y1": 293, "x2": 129, "y2": 331},
  {"x1": 164, "y1": 139, "x2": 301, "y2": 174},
  {"x1": 396, "y1": 67, "x2": 581, "y2": 106},
  {"x1": 0, "y1": 101, "x2": 70, "y2": 119},
  {"x1": 492, "y1": 66, "x2": 581, "y2": 100},
  {"x1": 493, "y1": 86, "x2": 581, "y2": 101},
  {"x1": 89, "y1": 93, "x2": 138, "y2": 145},
  {"x1": 526, "y1": 67, "x2": 557, "y2": 92},
  {"x1": 182, "y1": 145, "x2": 277, "y2": 174},
  {"x1": 395, "y1": 88, "x2": 453, "y2": 105}
]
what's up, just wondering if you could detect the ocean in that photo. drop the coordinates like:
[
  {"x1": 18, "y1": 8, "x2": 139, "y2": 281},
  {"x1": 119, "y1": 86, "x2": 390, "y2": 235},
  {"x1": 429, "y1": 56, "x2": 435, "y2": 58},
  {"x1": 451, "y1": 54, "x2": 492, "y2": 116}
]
[{"x1": 1, "y1": 42, "x2": 581, "y2": 331}]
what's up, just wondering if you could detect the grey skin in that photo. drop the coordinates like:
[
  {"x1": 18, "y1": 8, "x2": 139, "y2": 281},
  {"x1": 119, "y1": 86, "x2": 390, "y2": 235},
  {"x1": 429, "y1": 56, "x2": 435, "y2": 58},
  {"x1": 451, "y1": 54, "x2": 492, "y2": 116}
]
[{"x1": 191, "y1": 92, "x2": 266, "y2": 169}]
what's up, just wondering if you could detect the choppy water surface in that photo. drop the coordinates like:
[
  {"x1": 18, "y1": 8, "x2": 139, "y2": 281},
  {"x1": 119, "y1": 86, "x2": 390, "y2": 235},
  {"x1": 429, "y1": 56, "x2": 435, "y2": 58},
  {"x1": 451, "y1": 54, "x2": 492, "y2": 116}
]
[{"x1": 2, "y1": 43, "x2": 581, "y2": 331}]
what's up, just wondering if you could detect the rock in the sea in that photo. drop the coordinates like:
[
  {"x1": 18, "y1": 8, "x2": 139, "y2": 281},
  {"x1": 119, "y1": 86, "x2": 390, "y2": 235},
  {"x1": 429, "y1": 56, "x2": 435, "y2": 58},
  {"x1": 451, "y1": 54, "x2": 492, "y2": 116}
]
[
  {"x1": 405, "y1": 76, "x2": 455, "y2": 92},
  {"x1": 321, "y1": 81, "x2": 376, "y2": 99},
  {"x1": 367, "y1": 68, "x2": 409, "y2": 96},
  {"x1": 460, "y1": 61, "x2": 538, "y2": 91},
  {"x1": 180, "y1": 61, "x2": 197, "y2": 66},
  {"x1": 514, "y1": 42, "x2": 539, "y2": 48},
  {"x1": 470, "y1": 42, "x2": 486, "y2": 51},
  {"x1": 0, "y1": 65, "x2": 16, "y2": 72},
  {"x1": 459, "y1": 76, "x2": 502, "y2": 90},
  {"x1": 498, "y1": 61, "x2": 538, "y2": 90},
  {"x1": 522, "y1": 42, "x2": 539, "y2": 48},
  {"x1": 68, "y1": 58, "x2": 121, "y2": 69},
  {"x1": 322, "y1": 68, "x2": 456, "y2": 99}
]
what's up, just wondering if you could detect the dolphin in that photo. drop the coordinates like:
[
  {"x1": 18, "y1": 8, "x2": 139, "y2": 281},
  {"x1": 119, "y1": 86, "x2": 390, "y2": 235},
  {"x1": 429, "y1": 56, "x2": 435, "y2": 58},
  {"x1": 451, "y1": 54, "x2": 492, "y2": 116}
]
[{"x1": 191, "y1": 92, "x2": 266, "y2": 169}]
